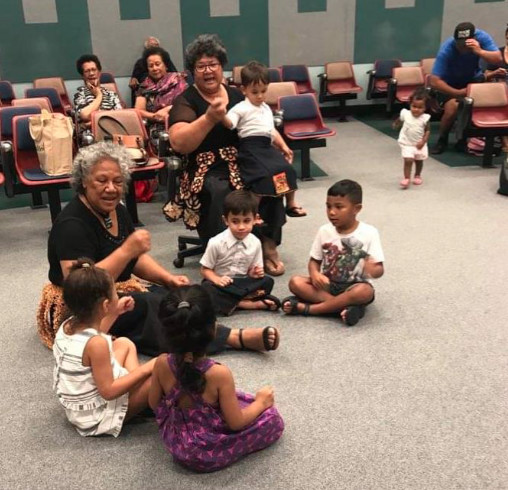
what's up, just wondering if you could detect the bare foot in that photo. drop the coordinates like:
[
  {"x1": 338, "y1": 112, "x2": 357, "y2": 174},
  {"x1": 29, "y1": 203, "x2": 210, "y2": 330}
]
[{"x1": 238, "y1": 298, "x2": 280, "y2": 311}]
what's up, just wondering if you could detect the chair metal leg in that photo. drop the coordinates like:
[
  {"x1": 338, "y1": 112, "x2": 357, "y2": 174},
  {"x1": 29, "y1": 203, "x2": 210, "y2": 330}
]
[
  {"x1": 338, "y1": 98, "x2": 348, "y2": 122},
  {"x1": 482, "y1": 137, "x2": 495, "y2": 168},
  {"x1": 30, "y1": 191, "x2": 46, "y2": 209},
  {"x1": 125, "y1": 180, "x2": 143, "y2": 227},
  {"x1": 47, "y1": 188, "x2": 62, "y2": 223},
  {"x1": 300, "y1": 148, "x2": 314, "y2": 181}
]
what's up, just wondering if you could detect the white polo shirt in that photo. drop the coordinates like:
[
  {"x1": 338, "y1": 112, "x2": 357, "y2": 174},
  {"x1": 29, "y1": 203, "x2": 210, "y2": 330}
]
[
  {"x1": 226, "y1": 99, "x2": 274, "y2": 139},
  {"x1": 200, "y1": 228, "x2": 263, "y2": 277}
]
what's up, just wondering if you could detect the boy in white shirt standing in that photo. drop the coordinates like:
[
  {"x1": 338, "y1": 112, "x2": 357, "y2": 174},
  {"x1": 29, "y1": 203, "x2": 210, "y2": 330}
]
[
  {"x1": 282, "y1": 180, "x2": 384, "y2": 326},
  {"x1": 200, "y1": 190, "x2": 281, "y2": 316}
]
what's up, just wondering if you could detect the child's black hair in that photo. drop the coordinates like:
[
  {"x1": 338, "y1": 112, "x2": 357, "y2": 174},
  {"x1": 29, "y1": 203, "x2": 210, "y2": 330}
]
[
  {"x1": 327, "y1": 179, "x2": 363, "y2": 205},
  {"x1": 63, "y1": 258, "x2": 113, "y2": 323},
  {"x1": 158, "y1": 285, "x2": 216, "y2": 394},
  {"x1": 409, "y1": 87, "x2": 429, "y2": 104},
  {"x1": 241, "y1": 61, "x2": 269, "y2": 87},
  {"x1": 223, "y1": 189, "x2": 258, "y2": 218}
]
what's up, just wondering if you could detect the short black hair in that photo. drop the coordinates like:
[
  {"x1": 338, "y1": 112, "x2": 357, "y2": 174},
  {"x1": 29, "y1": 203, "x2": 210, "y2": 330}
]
[
  {"x1": 184, "y1": 34, "x2": 228, "y2": 72},
  {"x1": 327, "y1": 179, "x2": 362, "y2": 205},
  {"x1": 223, "y1": 190, "x2": 258, "y2": 217},
  {"x1": 63, "y1": 258, "x2": 113, "y2": 323},
  {"x1": 409, "y1": 87, "x2": 429, "y2": 104},
  {"x1": 142, "y1": 46, "x2": 172, "y2": 72},
  {"x1": 241, "y1": 61, "x2": 269, "y2": 87},
  {"x1": 76, "y1": 54, "x2": 102, "y2": 76}
]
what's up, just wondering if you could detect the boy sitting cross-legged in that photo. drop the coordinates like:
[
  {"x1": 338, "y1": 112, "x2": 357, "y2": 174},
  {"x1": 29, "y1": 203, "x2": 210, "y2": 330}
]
[
  {"x1": 200, "y1": 190, "x2": 281, "y2": 316},
  {"x1": 282, "y1": 179, "x2": 384, "y2": 326}
]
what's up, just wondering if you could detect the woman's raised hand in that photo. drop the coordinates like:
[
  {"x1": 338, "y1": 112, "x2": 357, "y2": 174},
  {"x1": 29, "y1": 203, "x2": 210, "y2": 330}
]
[
  {"x1": 205, "y1": 97, "x2": 227, "y2": 124},
  {"x1": 123, "y1": 229, "x2": 151, "y2": 258}
]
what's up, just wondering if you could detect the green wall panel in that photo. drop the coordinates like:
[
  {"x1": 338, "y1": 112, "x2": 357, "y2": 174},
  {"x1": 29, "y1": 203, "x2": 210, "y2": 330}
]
[
  {"x1": 298, "y1": 0, "x2": 327, "y2": 13},
  {"x1": 0, "y1": 0, "x2": 92, "y2": 82},
  {"x1": 179, "y1": 0, "x2": 269, "y2": 69},
  {"x1": 119, "y1": 0, "x2": 151, "y2": 20},
  {"x1": 354, "y1": 0, "x2": 444, "y2": 63}
]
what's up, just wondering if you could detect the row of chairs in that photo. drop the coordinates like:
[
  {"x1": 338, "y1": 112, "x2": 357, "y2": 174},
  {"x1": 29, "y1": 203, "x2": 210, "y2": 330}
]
[
  {"x1": 0, "y1": 72, "x2": 124, "y2": 111},
  {"x1": 0, "y1": 106, "x2": 164, "y2": 224}
]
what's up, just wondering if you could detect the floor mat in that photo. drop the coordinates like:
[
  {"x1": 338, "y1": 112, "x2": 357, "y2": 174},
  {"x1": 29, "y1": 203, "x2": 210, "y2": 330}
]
[
  {"x1": 354, "y1": 113, "x2": 504, "y2": 168},
  {"x1": 291, "y1": 151, "x2": 327, "y2": 178}
]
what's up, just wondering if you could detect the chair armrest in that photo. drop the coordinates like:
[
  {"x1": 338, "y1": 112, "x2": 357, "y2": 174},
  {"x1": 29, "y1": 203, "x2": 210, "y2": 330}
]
[
  {"x1": 273, "y1": 109, "x2": 284, "y2": 128},
  {"x1": 386, "y1": 78, "x2": 397, "y2": 113},
  {"x1": 366, "y1": 69, "x2": 376, "y2": 75},
  {"x1": 81, "y1": 130, "x2": 95, "y2": 147},
  {"x1": 317, "y1": 73, "x2": 326, "y2": 79},
  {"x1": 366, "y1": 71, "x2": 376, "y2": 100}
]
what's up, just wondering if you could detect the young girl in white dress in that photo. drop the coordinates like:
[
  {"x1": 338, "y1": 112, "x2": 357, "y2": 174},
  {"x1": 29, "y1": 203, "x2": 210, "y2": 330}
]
[
  {"x1": 393, "y1": 87, "x2": 431, "y2": 189},
  {"x1": 53, "y1": 258, "x2": 155, "y2": 437}
]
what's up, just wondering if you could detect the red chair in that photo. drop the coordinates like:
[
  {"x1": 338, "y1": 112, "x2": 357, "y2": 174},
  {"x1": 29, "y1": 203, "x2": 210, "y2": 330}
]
[
  {"x1": 278, "y1": 94, "x2": 336, "y2": 180},
  {"x1": 0, "y1": 81, "x2": 16, "y2": 106},
  {"x1": 0, "y1": 115, "x2": 71, "y2": 222},
  {"x1": 33, "y1": 77, "x2": 72, "y2": 112},
  {"x1": 13, "y1": 97, "x2": 53, "y2": 113},
  {"x1": 0, "y1": 106, "x2": 43, "y2": 205},
  {"x1": 366, "y1": 59, "x2": 402, "y2": 101},
  {"x1": 90, "y1": 109, "x2": 165, "y2": 226},
  {"x1": 25, "y1": 87, "x2": 68, "y2": 115},
  {"x1": 318, "y1": 61, "x2": 362, "y2": 121},
  {"x1": 456, "y1": 82, "x2": 508, "y2": 167},
  {"x1": 227, "y1": 66, "x2": 244, "y2": 87},
  {"x1": 386, "y1": 66, "x2": 425, "y2": 113},
  {"x1": 268, "y1": 68, "x2": 281, "y2": 83},
  {"x1": 265, "y1": 82, "x2": 297, "y2": 113},
  {"x1": 281, "y1": 65, "x2": 316, "y2": 95}
]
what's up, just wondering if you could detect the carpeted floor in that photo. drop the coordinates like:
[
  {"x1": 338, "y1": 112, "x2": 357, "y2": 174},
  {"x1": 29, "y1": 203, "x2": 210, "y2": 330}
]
[{"x1": 1, "y1": 118, "x2": 507, "y2": 490}]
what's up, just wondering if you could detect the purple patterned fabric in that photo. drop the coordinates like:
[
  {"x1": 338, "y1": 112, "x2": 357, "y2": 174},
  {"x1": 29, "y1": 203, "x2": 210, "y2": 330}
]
[{"x1": 154, "y1": 355, "x2": 284, "y2": 472}]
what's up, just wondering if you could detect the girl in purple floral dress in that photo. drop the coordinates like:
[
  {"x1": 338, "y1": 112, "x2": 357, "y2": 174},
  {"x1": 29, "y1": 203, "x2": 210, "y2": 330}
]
[{"x1": 148, "y1": 285, "x2": 284, "y2": 472}]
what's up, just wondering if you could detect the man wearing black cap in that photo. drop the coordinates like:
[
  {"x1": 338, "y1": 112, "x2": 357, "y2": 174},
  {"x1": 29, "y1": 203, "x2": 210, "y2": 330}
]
[{"x1": 429, "y1": 22, "x2": 502, "y2": 154}]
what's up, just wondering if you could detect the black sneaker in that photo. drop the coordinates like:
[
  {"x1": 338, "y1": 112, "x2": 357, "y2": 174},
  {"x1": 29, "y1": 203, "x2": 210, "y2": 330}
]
[{"x1": 430, "y1": 139, "x2": 447, "y2": 154}]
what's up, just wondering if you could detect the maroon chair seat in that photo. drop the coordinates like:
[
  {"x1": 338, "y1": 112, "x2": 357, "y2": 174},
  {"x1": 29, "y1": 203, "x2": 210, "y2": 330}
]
[
  {"x1": 456, "y1": 82, "x2": 508, "y2": 167},
  {"x1": 278, "y1": 94, "x2": 335, "y2": 180}
]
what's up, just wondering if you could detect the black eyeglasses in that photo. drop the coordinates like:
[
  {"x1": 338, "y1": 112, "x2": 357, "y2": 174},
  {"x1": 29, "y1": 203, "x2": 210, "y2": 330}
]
[{"x1": 195, "y1": 62, "x2": 221, "y2": 73}]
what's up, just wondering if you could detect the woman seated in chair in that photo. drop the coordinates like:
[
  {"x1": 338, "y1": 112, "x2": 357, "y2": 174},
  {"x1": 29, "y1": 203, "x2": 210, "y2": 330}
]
[
  {"x1": 40, "y1": 142, "x2": 280, "y2": 356},
  {"x1": 74, "y1": 54, "x2": 122, "y2": 125},
  {"x1": 134, "y1": 46, "x2": 187, "y2": 137},
  {"x1": 163, "y1": 34, "x2": 286, "y2": 276}
]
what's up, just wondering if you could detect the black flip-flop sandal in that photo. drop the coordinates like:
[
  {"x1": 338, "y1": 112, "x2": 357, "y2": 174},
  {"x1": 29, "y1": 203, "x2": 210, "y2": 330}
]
[
  {"x1": 260, "y1": 294, "x2": 281, "y2": 311},
  {"x1": 238, "y1": 327, "x2": 280, "y2": 352},
  {"x1": 282, "y1": 296, "x2": 310, "y2": 316},
  {"x1": 285, "y1": 206, "x2": 307, "y2": 218},
  {"x1": 342, "y1": 305, "x2": 366, "y2": 327},
  {"x1": 262, "y1": 326, "x2": 280, "y2": 351}
]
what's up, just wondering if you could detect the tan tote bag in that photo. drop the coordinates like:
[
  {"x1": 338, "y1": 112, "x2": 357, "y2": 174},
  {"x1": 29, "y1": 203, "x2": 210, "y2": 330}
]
[{"x1": 29, "y1": 109, "x2": 74, "y2": 176}]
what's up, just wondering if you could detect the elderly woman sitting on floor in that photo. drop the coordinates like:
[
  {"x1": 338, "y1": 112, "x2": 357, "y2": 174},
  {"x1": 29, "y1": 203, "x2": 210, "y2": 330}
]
[{"x1": 38, "y1": 142, "x2": 279, "y2": 356}]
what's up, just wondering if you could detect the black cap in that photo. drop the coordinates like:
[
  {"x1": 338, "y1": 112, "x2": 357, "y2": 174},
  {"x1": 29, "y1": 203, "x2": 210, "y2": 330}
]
[{"x1": 454, "y1": 22, "x2": 475, "y2": 48}]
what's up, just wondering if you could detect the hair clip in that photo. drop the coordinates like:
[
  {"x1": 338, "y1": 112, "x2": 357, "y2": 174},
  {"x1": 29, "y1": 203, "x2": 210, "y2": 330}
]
[
  {"x1": 177, "y1": 301, "x2": 190, "y2": 309},
  {"x1": 81, "y1": 263, "x2": 91, "y2": 268},
  {"x1": 183, "y1": 352, "x2": 193, "y2": 363}
]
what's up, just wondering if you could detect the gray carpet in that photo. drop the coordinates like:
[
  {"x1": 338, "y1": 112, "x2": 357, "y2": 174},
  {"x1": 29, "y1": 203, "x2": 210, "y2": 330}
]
[{"x1": 1, "y1": 120, "x2": 507, "y2": 490}]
